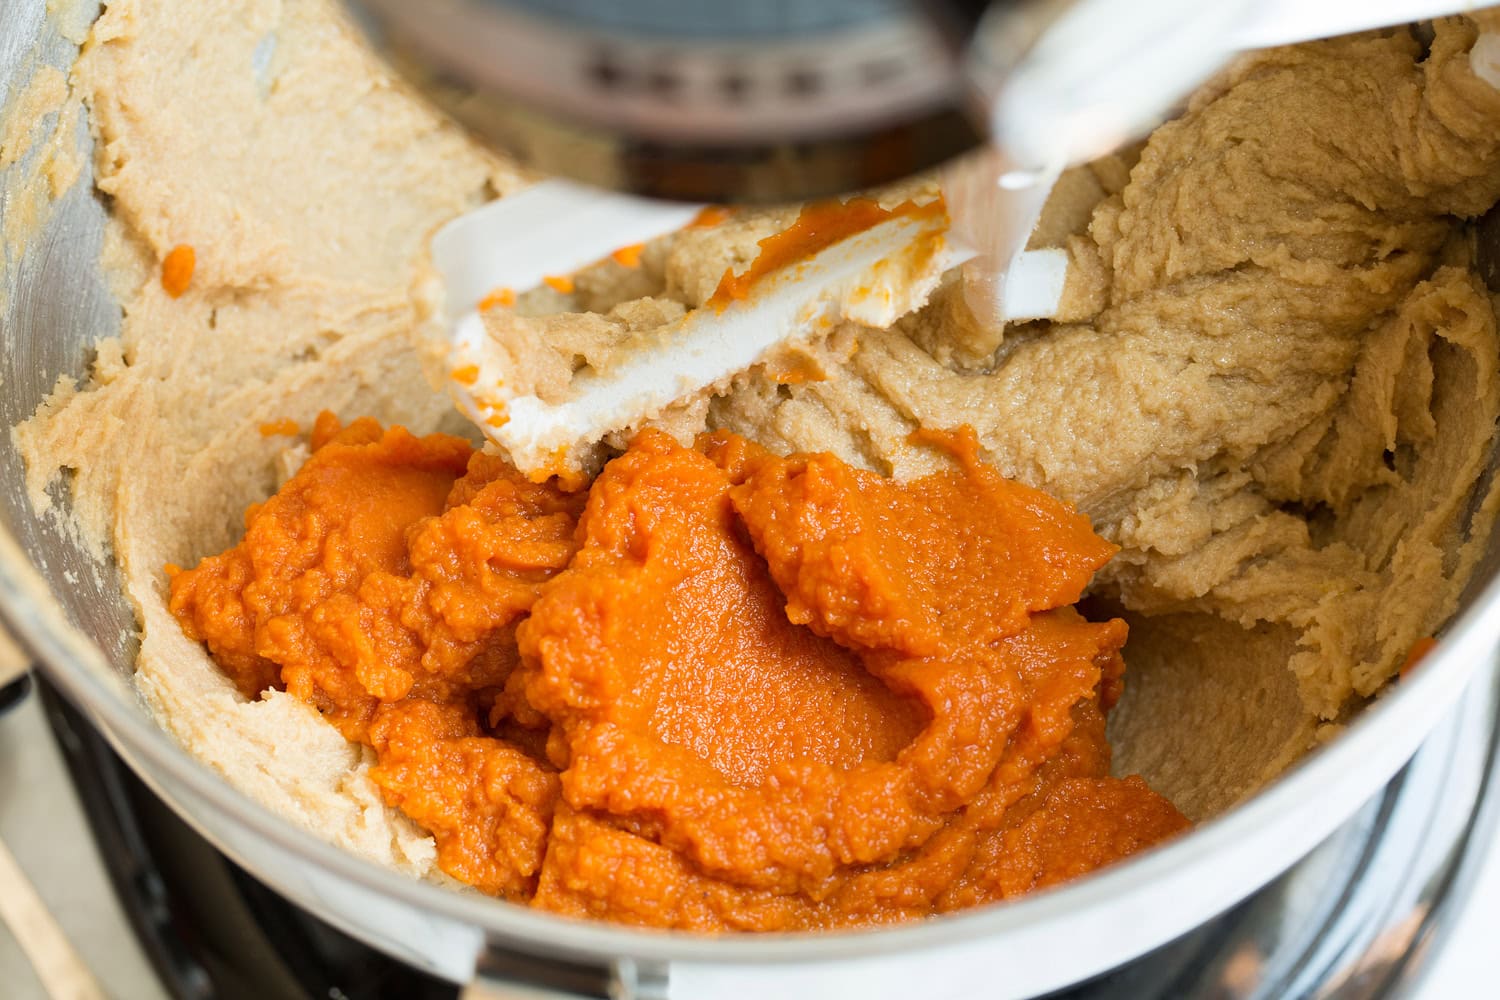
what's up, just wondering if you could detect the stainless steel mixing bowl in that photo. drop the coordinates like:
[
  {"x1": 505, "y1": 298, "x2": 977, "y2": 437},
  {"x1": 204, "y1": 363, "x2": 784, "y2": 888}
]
[{"x1": 5, "y1": 4, "x2": 1500, "y2": 998}]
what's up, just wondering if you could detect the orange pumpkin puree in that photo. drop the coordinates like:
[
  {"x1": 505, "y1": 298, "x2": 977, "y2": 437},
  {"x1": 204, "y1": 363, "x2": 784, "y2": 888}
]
[
  {"x1": 706, "y1": 197, "x2": 946, "y2": 311},
  {"x1": 168, "y1": 413, "x2": 1187, "y2": 930},
  {"x1": 257, "y1": 418, "x2": 300, "y2": 437},
  {"x1": 160, "y1": 243, "x2": 195, "y2": 298},
  {"x1": 1400, "y1": 636, "x2": 1439, "y2": 678}
]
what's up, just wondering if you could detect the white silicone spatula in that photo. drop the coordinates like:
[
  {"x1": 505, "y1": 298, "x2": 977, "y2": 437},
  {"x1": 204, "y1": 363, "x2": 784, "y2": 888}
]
[
  {"x1": 430, "y1": 179, "x2": 706, "y2": 319},
  {"x1": 426, "y1": 179, "x2": 1071, "y2": 479}
]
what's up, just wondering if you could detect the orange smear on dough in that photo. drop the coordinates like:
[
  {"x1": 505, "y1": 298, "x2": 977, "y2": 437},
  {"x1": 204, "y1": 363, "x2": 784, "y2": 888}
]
[
  {"x1": 686, "y1": 205, "x2": 734, "y2": 229},
  {"x1": 706, "y1": 197, "x2": 944, "y2": 311},
  {"x1": 479, "y1": 287, "x2": 516, "y2": 311},
  {"x1": 258, "y1": 418, "x2": 300, "y2": 437},
  {"x1": 611, "y1": 243, "x2": 644, "y2": 268}
]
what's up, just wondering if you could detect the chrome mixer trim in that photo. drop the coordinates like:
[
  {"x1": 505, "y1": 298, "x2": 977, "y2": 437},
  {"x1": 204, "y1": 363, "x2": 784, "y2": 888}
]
[{"x1": 460, "y1": 951, "x2": 668, "y2": 1000}]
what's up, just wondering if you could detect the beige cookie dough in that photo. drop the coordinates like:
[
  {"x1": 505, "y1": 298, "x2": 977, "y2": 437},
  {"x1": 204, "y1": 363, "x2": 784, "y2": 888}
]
[{"x1": 12, "y1": 0, "x2": 1500, "y2": 900}]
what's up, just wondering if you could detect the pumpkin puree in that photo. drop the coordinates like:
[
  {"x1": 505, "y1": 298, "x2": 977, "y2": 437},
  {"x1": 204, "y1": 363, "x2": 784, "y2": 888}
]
[
  {"x1": 706, "y1": 196, "x2": 942, "y2": 310},
  {"x1": 168, "y1": 412, "x2": 1187, "y2": 930}
]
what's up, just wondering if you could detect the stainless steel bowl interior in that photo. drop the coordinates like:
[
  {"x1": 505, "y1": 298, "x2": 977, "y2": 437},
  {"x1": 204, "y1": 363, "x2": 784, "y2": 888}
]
[{"x1": 1, "y1": 3, "x2": 135, "y2": 677}]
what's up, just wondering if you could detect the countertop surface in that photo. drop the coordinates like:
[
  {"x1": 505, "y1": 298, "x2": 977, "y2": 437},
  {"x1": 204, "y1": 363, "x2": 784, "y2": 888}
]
[{"x1": 0, "y1": 692, "x2": 162, "y2": 1000}]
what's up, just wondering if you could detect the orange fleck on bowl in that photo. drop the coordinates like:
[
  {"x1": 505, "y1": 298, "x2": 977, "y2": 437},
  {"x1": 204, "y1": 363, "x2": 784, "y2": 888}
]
[
  {"x1": 161, "y1": 244, "x2": 196, "y2": 298},
  {"x1": 1400, "y1": 636, "x2": 1438, "y2": 678}
]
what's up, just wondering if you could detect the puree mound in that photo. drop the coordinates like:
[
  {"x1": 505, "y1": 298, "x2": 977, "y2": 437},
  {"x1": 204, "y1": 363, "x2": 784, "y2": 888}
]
[{"x1": 168, "y1": 413, "x2": 1186, "y2": 930}]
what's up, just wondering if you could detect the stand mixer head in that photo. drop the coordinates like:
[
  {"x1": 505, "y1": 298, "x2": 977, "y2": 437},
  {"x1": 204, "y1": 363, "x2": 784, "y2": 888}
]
[{"x1": 340, "y1": 0, "x2": 999, "y2": 202}]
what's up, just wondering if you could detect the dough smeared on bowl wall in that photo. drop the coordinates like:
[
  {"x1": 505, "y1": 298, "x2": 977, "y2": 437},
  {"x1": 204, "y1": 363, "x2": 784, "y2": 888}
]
[{"x1": 11, "y1": 0, "x2": 1500, "y2": 899}]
